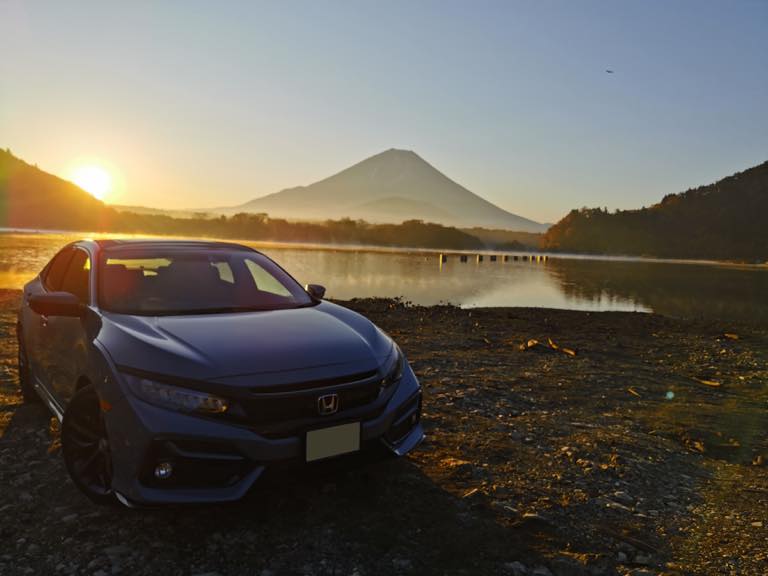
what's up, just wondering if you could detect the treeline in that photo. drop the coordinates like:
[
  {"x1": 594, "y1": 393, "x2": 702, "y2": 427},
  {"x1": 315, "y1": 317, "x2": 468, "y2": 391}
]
[
  {"x1": 113, "y1": 212, "x2": 487, "y2": 250},
  {"x1": 541, "y1": 160, "x2": 768, "y2": 261},
  {"x1": 461, "y1": 227, "x2": 540, "y2": 250},
  {"x1": 1, "y1": 148, "x2": 524, "y2": 251}
]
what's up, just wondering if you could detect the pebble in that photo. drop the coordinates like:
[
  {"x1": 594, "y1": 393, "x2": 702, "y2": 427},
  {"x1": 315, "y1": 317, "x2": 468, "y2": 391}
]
[
  {"x1": 612, "y1": 491, "x2": 635, "y2": 507},
  {"x1": 391, "y1": 557, "x2": 413, "y2": 571},
  {"x1": 504, "y1": 561, "x2": 528, "y2": 575},
  {"x1": 633, "y1": 554, "x2": 651, "y2": 566}
]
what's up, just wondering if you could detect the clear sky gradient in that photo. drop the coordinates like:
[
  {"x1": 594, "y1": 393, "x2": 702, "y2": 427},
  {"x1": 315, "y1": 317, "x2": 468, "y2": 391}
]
[{"x1": 2, "y1": 0, "x2": 766, "y2": 223}]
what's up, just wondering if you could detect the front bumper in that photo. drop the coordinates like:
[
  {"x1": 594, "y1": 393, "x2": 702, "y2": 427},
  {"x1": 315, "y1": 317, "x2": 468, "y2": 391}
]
[{"x1": 104, "y1": 365, "x2": 424, "y2": 505}]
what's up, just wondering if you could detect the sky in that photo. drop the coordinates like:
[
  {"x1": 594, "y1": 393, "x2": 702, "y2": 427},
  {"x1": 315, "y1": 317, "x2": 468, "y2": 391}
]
[{"x1": 1, "y1": 1, "x2": 766, "y2": 223}]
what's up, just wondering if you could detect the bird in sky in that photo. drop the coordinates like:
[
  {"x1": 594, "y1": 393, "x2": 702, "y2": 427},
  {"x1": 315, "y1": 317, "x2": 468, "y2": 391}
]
[{"x1": 606, "y1": 69, "x2": 614, "y2": 73}]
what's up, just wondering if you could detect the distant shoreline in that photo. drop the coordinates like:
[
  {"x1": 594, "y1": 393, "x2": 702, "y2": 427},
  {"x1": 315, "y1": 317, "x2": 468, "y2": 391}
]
[{"x1": 2, "y1": 226, "x2": 765, "y2": 270}]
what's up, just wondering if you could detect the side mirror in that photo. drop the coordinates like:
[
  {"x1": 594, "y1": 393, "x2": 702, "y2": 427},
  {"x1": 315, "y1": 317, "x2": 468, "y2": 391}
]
[
  {"x1": 29, "y1": 292, "x2": 84, "y2": 317},
  {"x1": 305, "y1": 284, "x2": 326, "y2": 300}
]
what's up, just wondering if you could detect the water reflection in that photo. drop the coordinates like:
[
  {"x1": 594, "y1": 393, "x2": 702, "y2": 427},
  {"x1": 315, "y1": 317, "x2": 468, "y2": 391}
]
[
  {"x1": 0, "y1": 231, "x2": 766, "y2": 324},
  {"x1": 547, "y1": 258, "x2": 768, "y2": 324}
]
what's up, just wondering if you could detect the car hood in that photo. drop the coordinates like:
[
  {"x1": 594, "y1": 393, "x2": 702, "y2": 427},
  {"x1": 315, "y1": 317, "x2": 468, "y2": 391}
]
[{"x1": 98, "y1": 301, "x2": 393, "y2": 383}]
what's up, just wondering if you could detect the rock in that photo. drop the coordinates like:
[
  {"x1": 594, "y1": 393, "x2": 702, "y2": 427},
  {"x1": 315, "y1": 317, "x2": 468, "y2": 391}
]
[
  {"x1": 391, "y1": 557, "x2": 413, "y2": 571},
  {"x1": 617, "y1": 542, "x2": 636, "y2": 555},
  {"x1": 104, "y1": 545, "x2": 130, "y2": 556},
  {"x1": 504, "y1": 561, "x2": 528, "y2": 575},
  {"x1": 551, "y1": 557, "x2": 587, "y2": 576},
  {"x1": 612, "y1": 491, "x2": 634, "y2": 507},
  {"x1": 633, "y1": 555, "x2": 651, "y2": 566},
  {"x1": 62, "y1": 513, "x2": 78, "y2": 523},
  {"x1": 617, "y1": 552, "x2": 628, "y2": 563},
  {"x1": 531, "y1": 567, "x2": 553, "y2": 576}
]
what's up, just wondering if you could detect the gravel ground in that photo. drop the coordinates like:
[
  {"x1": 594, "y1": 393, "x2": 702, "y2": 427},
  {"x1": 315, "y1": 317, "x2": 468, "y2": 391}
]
[{"x1": 1, "y1": 289, "x2": 767, "y2": 576}]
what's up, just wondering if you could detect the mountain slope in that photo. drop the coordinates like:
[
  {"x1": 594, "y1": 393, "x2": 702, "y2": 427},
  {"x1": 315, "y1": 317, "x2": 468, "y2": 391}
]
[
  {"x1": 541, "y1": 160, "x2": 768, "y2": 260},
  {"x1": 223, "y1": 149, "x2": 547, "y2": 233},
  {"x1": 0, "y1": 149, "x2": 112, "y2": 229}
]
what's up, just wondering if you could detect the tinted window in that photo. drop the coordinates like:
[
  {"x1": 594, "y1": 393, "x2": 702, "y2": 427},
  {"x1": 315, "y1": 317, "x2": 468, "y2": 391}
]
[
  {"x1": 44, "y1": 248, "x2": 74, "y2": 291},
  {"x1": 61, "y1": 249, "x2": 91, "y2": 303},
  {"x1": 99, "y1": 248, "x2": 313, "y2": 315}
]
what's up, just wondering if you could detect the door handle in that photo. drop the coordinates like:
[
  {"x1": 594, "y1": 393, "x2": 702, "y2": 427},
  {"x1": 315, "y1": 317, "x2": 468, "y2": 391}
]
[{"x1": 40, "y1": 315, "x2": 49, "y2": 328}]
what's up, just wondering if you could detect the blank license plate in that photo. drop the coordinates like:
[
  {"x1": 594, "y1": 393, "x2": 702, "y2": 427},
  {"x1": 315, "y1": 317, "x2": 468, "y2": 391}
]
[{"x1": 306, "y1": 422, "x2": 361, "y2": 462}]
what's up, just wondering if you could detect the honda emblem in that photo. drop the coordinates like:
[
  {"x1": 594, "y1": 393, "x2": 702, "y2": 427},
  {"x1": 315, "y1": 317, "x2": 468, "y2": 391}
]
[{"x1": 317, "y1": 393, "x2": 339, "y2": 415}]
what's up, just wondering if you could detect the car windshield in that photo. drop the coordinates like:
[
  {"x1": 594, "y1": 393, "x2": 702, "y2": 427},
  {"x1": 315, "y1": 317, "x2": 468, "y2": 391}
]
[{"x1": 98, "y1": 247, "x2": 314, "y2": 315}]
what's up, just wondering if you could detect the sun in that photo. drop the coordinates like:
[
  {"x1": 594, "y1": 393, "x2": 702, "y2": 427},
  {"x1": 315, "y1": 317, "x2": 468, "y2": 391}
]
[{"x1": 71, "y1": 164, "x2": 112, "y2": 201}]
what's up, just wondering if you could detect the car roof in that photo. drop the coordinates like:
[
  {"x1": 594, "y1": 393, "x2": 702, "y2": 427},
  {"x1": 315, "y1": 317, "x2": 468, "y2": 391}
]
[{"x1": 92, "y1": 239, "x2": 256, "y2": 252}]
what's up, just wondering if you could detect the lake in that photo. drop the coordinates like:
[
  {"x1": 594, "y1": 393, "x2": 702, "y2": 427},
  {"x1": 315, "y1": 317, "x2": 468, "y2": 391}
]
[{"x1": 1, "y1": 230, "x2": 766, "y2": 324}]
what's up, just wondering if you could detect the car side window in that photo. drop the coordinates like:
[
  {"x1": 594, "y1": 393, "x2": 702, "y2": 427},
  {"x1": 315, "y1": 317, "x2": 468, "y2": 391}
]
[
  {"x1": 60, "y1": 249, "x2": 91, "y2": 303},
  {"x1": 43, "y1": 248, "x2": 75, "y2": 291},
  {"x1": 211, "y1": 261, "x2": 235, "y2": 284}
]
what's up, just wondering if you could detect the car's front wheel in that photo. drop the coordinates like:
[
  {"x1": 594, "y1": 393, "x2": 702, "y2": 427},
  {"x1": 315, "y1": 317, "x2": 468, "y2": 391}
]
[{"x1": 62, "y1": 385, "x2": 117, "y2": 506}]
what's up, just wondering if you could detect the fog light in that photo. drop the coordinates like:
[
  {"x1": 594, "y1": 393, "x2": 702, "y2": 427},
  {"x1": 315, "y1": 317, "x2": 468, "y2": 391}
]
[{"x1": 154, "y1": 461, "x2": 174, "y2": 480}]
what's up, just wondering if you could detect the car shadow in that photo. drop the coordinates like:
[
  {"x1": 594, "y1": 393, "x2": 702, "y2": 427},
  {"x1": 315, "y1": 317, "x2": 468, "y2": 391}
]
[{"x1": 0, "y1": 400, "x2": 563, "y2": 576}]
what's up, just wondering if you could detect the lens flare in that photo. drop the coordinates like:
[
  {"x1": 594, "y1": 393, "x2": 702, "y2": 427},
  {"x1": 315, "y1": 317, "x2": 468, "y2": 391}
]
[{"x1": 70, "y1": 165, "x2": 112, "y2": 201}]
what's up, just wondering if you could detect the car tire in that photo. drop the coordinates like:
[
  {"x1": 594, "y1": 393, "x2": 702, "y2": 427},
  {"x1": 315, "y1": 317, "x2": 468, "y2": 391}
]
[
  {"x1": 62, "y1": 385, "x2": 118, "y2": 506},
  {"x1": 17, "y1": 336, "x2": 40, "y2": 404}
]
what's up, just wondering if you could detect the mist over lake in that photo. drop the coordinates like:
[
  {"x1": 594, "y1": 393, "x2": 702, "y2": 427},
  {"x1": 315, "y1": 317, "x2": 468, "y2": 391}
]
[{"x1": 2, "y1": 230, "x2": 766, "y2": 324}]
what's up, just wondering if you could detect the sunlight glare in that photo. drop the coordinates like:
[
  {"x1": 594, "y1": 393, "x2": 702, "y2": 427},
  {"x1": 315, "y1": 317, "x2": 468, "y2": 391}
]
[{"x1": 71, "y1": 165, "x2": 112, "y2": 201}]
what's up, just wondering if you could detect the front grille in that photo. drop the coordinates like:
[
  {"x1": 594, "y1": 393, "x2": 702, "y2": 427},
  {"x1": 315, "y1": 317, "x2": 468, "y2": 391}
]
[
  {"x1": 250, "y1": 369, "x2": 378, "y2": 394},
  {"x1": 231, "y1": 371, "x2": 391, "y2": 438},
  {"x1": 241, "y1": 379, "x2": 381, "y2": 424}
]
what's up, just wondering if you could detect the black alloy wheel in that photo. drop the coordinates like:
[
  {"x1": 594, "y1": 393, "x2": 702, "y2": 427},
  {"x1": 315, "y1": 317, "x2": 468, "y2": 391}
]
[{"x1": 62, "y1": 385, "x2": 117, "y2": 505}]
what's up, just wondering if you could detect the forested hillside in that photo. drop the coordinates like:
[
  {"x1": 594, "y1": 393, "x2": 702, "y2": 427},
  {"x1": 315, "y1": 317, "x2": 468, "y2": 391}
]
[
  {"x1": 0, "y1": 149, "x2": 112, "y2": 229},
  {"x1": 541, "y1": 161, "x2": 768, "y2": 260}
]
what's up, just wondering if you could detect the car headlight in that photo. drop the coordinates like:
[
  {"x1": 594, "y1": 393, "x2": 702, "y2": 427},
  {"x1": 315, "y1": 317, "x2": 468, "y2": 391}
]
[
  {"x1": 125, "y1": 375, "x2": 229, "y2": 414},
  {"x1": 381, "y1": 345, "x2": 405, "y2": 388}
]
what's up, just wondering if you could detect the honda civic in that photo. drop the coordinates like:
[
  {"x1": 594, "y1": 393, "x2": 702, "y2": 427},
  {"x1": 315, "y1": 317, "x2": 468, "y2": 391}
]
[{"x1": 17, "y1": 239, "x2": 423, "y2": 506}]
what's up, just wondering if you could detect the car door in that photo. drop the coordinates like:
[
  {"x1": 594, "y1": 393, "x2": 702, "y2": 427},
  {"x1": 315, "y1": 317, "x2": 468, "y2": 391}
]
[
  {"x1": 46, "y1": 246, "x2": 93, "y2": 404},
  {"x1": 22, "y1": 246, "x2": 75, "y2": 396}
]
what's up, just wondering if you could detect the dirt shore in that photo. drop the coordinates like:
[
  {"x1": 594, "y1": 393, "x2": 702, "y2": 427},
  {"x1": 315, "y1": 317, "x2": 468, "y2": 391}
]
[{"x1": 1, "y1": 289, "x2": 766, "y2": 576}]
